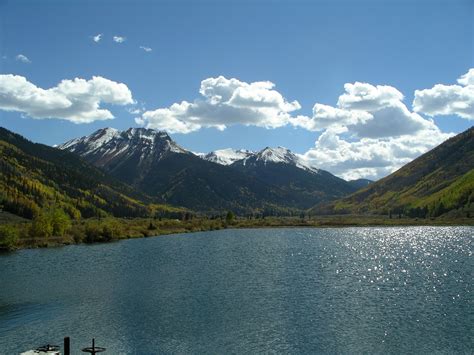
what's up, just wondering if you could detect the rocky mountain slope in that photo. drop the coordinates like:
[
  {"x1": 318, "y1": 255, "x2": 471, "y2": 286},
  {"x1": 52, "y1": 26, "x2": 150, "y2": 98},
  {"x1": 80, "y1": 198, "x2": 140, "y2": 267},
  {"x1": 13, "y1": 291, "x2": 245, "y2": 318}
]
[
  {"x1": 229, "y1": 147, "x2": 356, "y2": 203},
  {"x1": 60, "y1": 128, "x2": 359, "y2": 212}
]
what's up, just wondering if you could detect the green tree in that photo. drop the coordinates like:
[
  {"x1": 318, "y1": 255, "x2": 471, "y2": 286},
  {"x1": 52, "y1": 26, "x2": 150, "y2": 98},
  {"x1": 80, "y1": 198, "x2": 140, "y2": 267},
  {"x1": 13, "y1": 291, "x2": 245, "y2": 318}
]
[
  {"x1": 84, "y1": 218, "x2": 122, "y2": 243},
  {"x1": 101, "y1": 218, "x2": 121, "y2": 241},
  {"x1": 49, "y1": 208, "x2": 71, "y2": 237},
  {"x1": 30, "y1": 212, "x2": 53, "y2": 239},
  {"x1": 226, "y1": 210, "x2": 235, "y2": 223},
  {"x1": 148, "y1": 221, "x2": 157, "y2": 230},
  {"x1": 84, "y1": 221, "x2": 102, "y2": 243},
  {"x1": 0, "y1": 224, "x2": 19, "y2": 250},
  {"x1": 433, "y1": 201, "x2": 446, "y2": 217}
]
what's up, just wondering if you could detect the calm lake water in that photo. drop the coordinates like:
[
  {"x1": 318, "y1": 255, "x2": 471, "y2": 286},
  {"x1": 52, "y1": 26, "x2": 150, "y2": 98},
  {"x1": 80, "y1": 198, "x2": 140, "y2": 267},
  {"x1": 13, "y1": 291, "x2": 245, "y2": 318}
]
[{"x1": 0, "y1": 227, "x2": 472, "y2": 354}]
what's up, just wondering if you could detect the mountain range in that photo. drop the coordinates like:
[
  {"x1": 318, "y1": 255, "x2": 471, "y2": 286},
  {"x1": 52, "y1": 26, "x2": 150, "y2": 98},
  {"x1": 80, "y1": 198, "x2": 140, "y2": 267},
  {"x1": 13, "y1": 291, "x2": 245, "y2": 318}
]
[
  {"x1": 59, "y1": 127, "x2": 360, "y2": 213},
  {"x1": 1, "y1": 125, "x2": 472, "y2": 220}
]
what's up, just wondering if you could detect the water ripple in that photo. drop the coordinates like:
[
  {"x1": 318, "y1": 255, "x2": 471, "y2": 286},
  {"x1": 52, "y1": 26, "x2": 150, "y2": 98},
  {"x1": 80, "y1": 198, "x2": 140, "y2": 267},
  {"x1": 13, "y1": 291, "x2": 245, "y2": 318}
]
[{"x1": 0, "y1": 226, "x2": 472, "y2": 354}]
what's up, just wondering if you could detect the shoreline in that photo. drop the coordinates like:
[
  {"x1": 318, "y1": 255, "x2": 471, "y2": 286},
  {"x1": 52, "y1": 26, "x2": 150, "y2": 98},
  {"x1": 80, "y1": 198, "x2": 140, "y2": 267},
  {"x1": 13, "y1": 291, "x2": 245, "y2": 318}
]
[{"x1": 3, "y1": 215, "x2": 473, "y2": 252}]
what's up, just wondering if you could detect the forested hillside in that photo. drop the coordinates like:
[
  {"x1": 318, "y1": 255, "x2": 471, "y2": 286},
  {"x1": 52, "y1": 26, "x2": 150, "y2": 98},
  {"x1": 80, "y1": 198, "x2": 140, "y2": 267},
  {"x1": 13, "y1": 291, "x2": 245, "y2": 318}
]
[
  {"x1": 0, "y1": 127, "x2": 170, "y2": 219},
  {"x1": 314, "y1": 127, "x2": 474, "y2": 217}
]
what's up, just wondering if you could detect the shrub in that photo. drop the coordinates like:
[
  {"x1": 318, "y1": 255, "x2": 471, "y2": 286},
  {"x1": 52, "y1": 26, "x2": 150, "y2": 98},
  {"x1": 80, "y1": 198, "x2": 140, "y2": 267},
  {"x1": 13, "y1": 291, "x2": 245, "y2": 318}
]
[
  {"x1": 70, "y1": 228, "x2": 84, "y2": 244},
  {"x1": 101, "y1": 218, "x2": 121, "y2": 241},
  {"x1": 84, "y1": 222, "x2": 102, "y2": 243},
  {"x1": 30, "y1": 213, "x2": 53, "y2": 239},
  {"x1": 84, "y1": 218, "x2": 122, "y2": 243},
  {"x1": 226, "y1": 211, "x2": 235, "y2": 223},
  {"x1": 0, "y1": 224, "x2": 19, "y2": 250},
  {"x1": 49, "y1": 208, "x2": 72, "y2": 237}
]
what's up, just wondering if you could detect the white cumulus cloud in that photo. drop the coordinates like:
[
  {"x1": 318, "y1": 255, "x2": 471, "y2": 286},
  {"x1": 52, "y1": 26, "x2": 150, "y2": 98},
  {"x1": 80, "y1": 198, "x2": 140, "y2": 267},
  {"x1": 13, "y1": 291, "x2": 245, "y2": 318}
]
[
  {"x1": 140, "y1": 46, "x2": 152, "y2": 52},
  {"x1": 15, "y1": 54, "x2": 31, "y2": 63},
  {"x1": 289, "y1": 103, "x2": 373, "y2": 132},
  {"x1": 457, "y1": 68, "x2": 474, "y2": 86},
  {"x1": 337, "y1": 82, "x2": 404, "y2": 111},
  {"x1": 113, "y1": 36, "x2": 126, "y2": 43},
  {"x1": 0, "y1": 74, "x2": 134, "y2": 123},
  {"x1": 296, "y1": 81, "x2": 452, "y2": 180},
  {"x1": 292, "y1": 81, "x2": 436, "y2": 138},
  {"x1": 136, "y1": 76, "x2": 301, "y2": 133},
  {"x1": 302, "y1": 128, "x2": 452, "y2": 180},
  {"x1": 92, "y1": 33, "x2": 102, "y2": 43},
  {"x1": 137, "y1": 75, "x2": 453, "y2": 179},
  {"x1": 413, "y1": 68, "x2": 474, "y2": 120}
]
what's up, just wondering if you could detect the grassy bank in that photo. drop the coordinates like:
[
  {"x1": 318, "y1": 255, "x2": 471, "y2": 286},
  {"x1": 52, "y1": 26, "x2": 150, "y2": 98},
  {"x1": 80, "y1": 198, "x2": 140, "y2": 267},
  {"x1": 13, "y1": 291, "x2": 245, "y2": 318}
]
[
  {"x1": 1, "y1": 213, "x2": 473, "y2": 251},
  {"x1": 1, "y1": 217, "x2": 227, "y2": 250}
]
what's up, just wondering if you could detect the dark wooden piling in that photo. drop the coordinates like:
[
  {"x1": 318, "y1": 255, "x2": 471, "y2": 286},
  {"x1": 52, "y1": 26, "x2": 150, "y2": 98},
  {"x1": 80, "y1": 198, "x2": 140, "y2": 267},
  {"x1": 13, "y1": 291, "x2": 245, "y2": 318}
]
[{"x1": 64, "y1": 336, "x2": 70, "y2": 355}]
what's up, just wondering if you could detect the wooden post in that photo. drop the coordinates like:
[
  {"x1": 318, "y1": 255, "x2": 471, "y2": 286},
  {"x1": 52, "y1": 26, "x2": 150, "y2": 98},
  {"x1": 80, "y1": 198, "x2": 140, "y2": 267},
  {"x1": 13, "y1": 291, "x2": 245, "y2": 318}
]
[{"x1": 64, "y1": 337, "x2": 70, "y2": 355}]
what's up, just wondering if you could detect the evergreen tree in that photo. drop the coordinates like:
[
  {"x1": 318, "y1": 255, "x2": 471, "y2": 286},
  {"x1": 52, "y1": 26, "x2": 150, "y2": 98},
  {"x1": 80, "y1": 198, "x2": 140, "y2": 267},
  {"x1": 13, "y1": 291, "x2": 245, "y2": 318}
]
[{"x1": 226, "y1": 210, "x2": 235, "y2": 223}]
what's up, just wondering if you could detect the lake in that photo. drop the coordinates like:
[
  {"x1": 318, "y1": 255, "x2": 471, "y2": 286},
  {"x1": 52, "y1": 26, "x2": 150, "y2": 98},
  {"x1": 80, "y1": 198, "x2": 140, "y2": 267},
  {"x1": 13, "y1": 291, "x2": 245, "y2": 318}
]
[{"x1": 0, "y1": 227, "x2": 472, "y2": 354}]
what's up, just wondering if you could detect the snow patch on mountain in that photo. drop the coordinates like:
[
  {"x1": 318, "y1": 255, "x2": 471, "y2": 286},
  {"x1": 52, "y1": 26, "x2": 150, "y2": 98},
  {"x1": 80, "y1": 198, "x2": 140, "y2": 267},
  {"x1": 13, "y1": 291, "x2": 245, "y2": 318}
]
[
  {"x1": 59, "y1": 127, "x2": 189, "y2": 159},
  {"x1": 255, "y1": 147, "x2": 294, "y2": 164},
  {"x1": 202, "y1": 148, "x2": 254, "y2": 165},
  {"x1": 250, "y1": 147, "x2": 320, "y2": 173},
  {"x1": 60, "y1": 127, "x2": 321, "y2": 174},
  {"x1": 200, "y1": 146, "x2": 320, "y2": 173},
  {"x1": 60, "y1": 127, "x2": 120, "y2": 153}
]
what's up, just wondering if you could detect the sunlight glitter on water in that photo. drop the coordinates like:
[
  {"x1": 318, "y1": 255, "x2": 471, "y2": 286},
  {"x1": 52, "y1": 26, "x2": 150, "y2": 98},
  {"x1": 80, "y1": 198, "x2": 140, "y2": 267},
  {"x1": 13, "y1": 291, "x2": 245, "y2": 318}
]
[{"x1": 0, "y1": 227, "x2": 472, "y2": 353}]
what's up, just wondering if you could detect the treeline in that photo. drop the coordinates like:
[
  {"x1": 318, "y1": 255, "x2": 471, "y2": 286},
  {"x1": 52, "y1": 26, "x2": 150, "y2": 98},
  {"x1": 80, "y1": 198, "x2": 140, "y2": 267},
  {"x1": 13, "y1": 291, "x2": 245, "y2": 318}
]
[
  {"x1": 0, "y1": 207, "x2": 71, "y2": 250},
  {"x1": 388, "y1": 176, "x2": 473, "y2": 219},
  {"x1": 4, "y1": 211, "x2": 473, "y2": 251},
  {"x1": 390, "y1": 201, "x2": 471, "y2": 219},
  {"x1": 328, "y1": 169, "x2": 473, "y2": 219},
  {"x1": 0, "y1": 208, "x2": 239, "y2": 251}
]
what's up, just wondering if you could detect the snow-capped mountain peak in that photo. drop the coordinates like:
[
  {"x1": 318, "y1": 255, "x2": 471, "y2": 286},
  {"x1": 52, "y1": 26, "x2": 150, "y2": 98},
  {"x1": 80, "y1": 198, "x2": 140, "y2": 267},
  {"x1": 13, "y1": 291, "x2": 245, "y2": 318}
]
[
  {"x1": 58, "y1": 127, "x2": 189, "y2": 165},
  {"x1": 199, "y1": 145, "x2": 320, "y2": 173},
  {"x1": 201, "y1": 148, "x2": 254, "y2": 165},
  {"x1": 60, "y1": 127, "x2": 320, "y2": 175},
  {"x1": 60, "y1": 127, "x2": 120, "y2": 153},
  {"x1": 255, "y1": 146, "x2": 295, "y2": 164},
  {"x1": 251, "y1": 146, "x2": 319, "y2": 173},
  {"x1": 123, "y1": 127, "x2": 171, "y2": 142}
]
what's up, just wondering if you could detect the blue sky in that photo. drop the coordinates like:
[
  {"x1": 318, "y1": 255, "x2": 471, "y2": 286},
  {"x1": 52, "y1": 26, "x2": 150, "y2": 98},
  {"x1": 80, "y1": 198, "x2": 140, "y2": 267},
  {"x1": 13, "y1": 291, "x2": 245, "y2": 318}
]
[{"x1": 0, "y1": 0, "x2": 472, "y2": 179}]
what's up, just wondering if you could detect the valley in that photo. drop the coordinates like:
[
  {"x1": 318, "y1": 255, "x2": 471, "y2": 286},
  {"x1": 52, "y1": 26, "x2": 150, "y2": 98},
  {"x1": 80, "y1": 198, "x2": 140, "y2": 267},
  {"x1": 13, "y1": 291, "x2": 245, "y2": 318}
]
[{"x1": 1, "y1": 125, "x2": 472, "y2": 251}]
